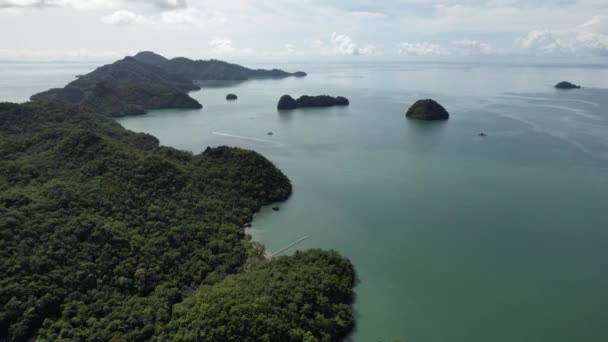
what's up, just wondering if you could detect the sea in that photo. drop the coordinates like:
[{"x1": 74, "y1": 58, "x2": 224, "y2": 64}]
[{"x1": 2, "y1": 60, "x2": 608, "y2": 342}]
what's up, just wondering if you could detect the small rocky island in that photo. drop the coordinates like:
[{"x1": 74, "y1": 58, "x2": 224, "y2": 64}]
[
  {"x1": 277, "y1": 95, "x2": 349, "y2": 110},
  {"x1": 406, "y1": 99, "x2": 450, "y2": 121},
  {"x1": 555, "y1": 81, "x2": 581, "y2": 89},
  {"x1": 226, "y1": 94, "x2": 238, "y2": 100}
]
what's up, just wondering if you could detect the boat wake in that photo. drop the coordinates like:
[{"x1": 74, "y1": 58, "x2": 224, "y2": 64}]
[{"x1": 211, "y1": 131, "x2": 281, "y2": 145}]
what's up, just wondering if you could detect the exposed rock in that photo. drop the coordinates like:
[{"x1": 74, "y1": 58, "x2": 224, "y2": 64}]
[
  {"x1": 277, "y1": 95, "x2": 299, "y2": 110},
  {"x1": 278, "y1": 95, "x2": 350, "y2": 110},
  {"x1": 555, "y1": 81, "x2": 581, "y2": 89},
  {"x1": 272, "y1": 207, "x2": 280, "y2": 211},
  {"x1": 226, "y1": 94, "x2": 238, "y2": 100},
  {"x1": 267, "y1": 132, "x2": 273, "y2": 135},
  {"x1": 406, "y1": 99, "x2": 449, "y2": 121}
]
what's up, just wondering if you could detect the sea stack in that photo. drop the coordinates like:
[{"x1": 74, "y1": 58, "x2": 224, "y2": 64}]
[
  {"x1": 226, "y1": 94, "x2": 238, "y2": 100},
  {"x1": 277, "y1": 95, "x2": 299, "y2": 110},
  {"x1": 406, "y1": 99, "x2": 449, "y2": 121},
  {"x1": 554, "y1": 81, "x2": 581, "y2": 89}
]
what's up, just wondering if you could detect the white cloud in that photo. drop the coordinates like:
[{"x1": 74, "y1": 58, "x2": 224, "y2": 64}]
[
  {"x1": 516, "y1": 16, "x2": 608, "y2": 56},
  {"x1": 209, "y1": 38, "x2": 235, "y2": 54},
  {"x1": 398, "y1": 42, "x2": 449, "y2": 56},
  {"x1": 101, "y1": 9, "x2": 151, "y2": 25},
  {"x1": 330, "y1": 32, "x2": 376, "y2": 55},
  {"x1": 0, "y1": 0, "x2": 118, "y2": 10},
  {"x1": 397, "y1": 40, "x2": 498, "y2": 57},
  {"x1": 284, "y1": 43, "x2": 296, "y2": 54},
  {"x1": 350, "y1": 11, "x2": 386, "y2": 20},
  {"x1": 451, "y1": 40, "x2": 495, "y2": 56},
  {"x1": 208, "y1": 38, "x2": 252, "y2": 55},
  {"x1": 161, "y1": 7, "x2": 198, "y2": 25}
]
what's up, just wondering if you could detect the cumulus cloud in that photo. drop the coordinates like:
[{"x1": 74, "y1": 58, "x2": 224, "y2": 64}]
[
  {"x1": 160, "y1": 7, "x2": 198, "y2": 25},
  {"x1": 398, "y1": 42, "x2": 449, "y2": 56},
  {"x1": 451, "y1": 40, "x2": 495, "y2": 56},
  {"x1": 516, "y1": 16, "x2": 608, "y2": 56},
  {"x1": 209, "y1": 38, "x2": 252, "y2": 55},
  {"x1": 137, "y1": 0, "x2": 187, "y2": 11},
  {"x1": 0, "y1": 0, "x2": 117, "y2": 10},
  {"x1": 398, "y1": 40, "x2": 498, "y2": 57},
  {"x1": 101, "y1": 9, "x2": 150, "y2": 25},
  {"x1": 284, "y1": 43, "x2": 296, "y2": 54},
  {"x1": 329, "y1": 32, "x2": 376, "y2": 55}
]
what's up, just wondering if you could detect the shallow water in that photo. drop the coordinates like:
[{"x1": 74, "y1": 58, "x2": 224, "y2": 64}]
[{"x1": 3, "y1": 61, "x2": 608, "y2": 342}]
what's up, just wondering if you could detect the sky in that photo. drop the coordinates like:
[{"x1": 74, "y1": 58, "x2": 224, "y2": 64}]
[{"x1": 1, "y1": 0, "x2": 608, "y2": 62}]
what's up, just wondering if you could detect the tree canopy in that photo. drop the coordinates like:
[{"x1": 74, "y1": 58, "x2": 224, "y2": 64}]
[{"x1": 0, "y1": 102, "x2": 354, "y2": 341}]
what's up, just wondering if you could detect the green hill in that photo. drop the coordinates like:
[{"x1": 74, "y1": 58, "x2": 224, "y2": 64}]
[{"x1": 0, "y1": 102, "x2": 354, "y2": 341}]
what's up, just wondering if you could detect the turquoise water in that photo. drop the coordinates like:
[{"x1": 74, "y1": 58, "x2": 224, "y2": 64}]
[{"x1": 3, "y1": 62, "x2": 608, "y2": 341}]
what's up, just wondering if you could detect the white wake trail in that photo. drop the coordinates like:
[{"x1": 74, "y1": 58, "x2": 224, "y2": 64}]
[{"x1": 211, "y1": 132, "x2": 281, "y2": 145}]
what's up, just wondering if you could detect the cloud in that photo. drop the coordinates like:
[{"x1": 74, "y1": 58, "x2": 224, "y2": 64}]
[
  {"x1": 284, "y1": 43, "x2": 296, "y2": 54},
  {"x1": 0, "y1": 0, "x2": 116, "y2": 10},
  {"x1": 160, "y1": 7, "x2": 198, "y2": 25},
  {"x1": 139, "y1": 0, "x2": 187, "y2": 11},
  {"x1": 451, "y1": 40, "x2": 495, "y2": 56},
  {"x1": 350, "y1": 11, "x2": 386, "y2": 20},
  {"x1": 329, "y1": 32, "x2": 376, "y2": 55},
  {"x1": 209, "y1": 38, "x2": 252, "y2": 55},
  {"x1": 101, "y1": 9, "x2": 150, "y2": 25},
  {"x1": 209, "y1": 38, "x2": 235, "y2": 54},
  {"x1": 516, "y1": 16, "x2": 608, "y2": 56},
  {"x1": 398, "y1": 42, "x2": 449, "y2": 56},
  {"x1": 398, "y1": 40, "x2": 498, "y2": 57}
]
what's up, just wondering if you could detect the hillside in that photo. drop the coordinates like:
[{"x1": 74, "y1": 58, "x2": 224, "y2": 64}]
[
  {"x1": 0, "y1": 102, "x2": 354, "y2": 341},
  {"x1": 133, "y1": 51, "x2": 307, "y2": 80},
  {"x1": 30, "y1": 57, "x2": 203, "y2": 118},
  {"x1": 30, "y1": 52, "x2": 306, "y2": 118}
]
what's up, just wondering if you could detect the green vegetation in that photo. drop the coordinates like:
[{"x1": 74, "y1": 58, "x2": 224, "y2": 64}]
[
  {"x1": 164, "y1": 249, "x2": 355, "y2": 342},
  {"x1": 554, "y1": 81, "x2": 581, "y2": 89},
  {"x1": 133, "y1": 51, "x2": 306, "y2": 81},
  {"x1": 0, "y1": 101, "x2": 354, "y2": 341},
  {"x1": 405, "y1": 99, "x2": 450, "y2": 121},
  {"x1": 30, "y1": 57, "x2": 203, "y2": 118},
  {"x1": 277, "y1": 95, "x2": 349, "y2": 110},
  {"x1": 30, "y1": 51, "x2": 307, "y2": 118}
]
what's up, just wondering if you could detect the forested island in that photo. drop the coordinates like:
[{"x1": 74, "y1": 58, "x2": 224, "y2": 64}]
[
  {"x1": 0, "y1": 101, "x2": 355, "y2": 341},
  {"x1": 277, "y1": 95, "x2": 350, "y2": 110},
  {"x1": 554, "y1": 81, "x2": 581, "y2": 89},
  {"x1": 406, "y1": 99, "x2": 450, "y2": 121},
  {"x1": 30, "y1": 52, "x2": 306, "y2": 118}
]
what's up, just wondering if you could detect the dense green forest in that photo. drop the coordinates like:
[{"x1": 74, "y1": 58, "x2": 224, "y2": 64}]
[{"x1": 0, "y1": 102, "x2": 355, "y2": 341}]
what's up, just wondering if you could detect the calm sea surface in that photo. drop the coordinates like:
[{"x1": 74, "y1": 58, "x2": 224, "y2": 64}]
[{"x1": 2, "y1": 61, "x2": 608, "y2": 342}]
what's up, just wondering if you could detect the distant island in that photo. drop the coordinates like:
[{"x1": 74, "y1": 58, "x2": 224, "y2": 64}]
[
  {"x1": 30, "y1": 51, "x2": 306, "y2": 117},
  {"x1": 226, "y1": 94, "x2": 238, "y2": 100},
  {"x1": 278, "y1": 95, "x2": 350, "y2": 110},
  {"x1": 406, "y1": 99, "x2": 450, "y2": 121},
  {"x1": 555, "y1": 81, "x2": 581, "y2": 89},
  {"x1": 134, "y1": 51, "x2": 306, "y2": 80}
]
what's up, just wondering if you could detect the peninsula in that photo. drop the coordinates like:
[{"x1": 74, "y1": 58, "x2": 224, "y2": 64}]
[{"x1": 30, "y1": 52, "x2": 306, "y2": 117}]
